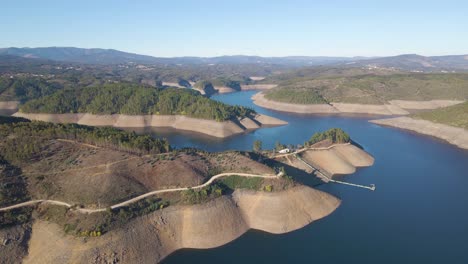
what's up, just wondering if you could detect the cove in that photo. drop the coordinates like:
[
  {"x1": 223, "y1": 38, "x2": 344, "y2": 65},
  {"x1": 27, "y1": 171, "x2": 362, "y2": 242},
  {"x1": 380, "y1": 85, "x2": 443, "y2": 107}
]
[{"x1": 155, "y1": 91, "x2": 468, "y2": 264}]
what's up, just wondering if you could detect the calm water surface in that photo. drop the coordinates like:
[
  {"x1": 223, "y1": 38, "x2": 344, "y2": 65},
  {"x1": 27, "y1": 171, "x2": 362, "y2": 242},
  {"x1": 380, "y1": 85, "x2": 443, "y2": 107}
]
[{"x1": 149, "y1": 91, "x2": 468, "y2": 264}]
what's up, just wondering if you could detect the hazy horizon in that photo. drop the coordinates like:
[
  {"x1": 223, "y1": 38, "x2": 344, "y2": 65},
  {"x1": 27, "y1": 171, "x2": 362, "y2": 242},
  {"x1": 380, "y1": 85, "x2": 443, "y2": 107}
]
[
  {"x1": 2, "y1": 46, "x2": 467, "y2": 59},
  {"x1": 2, "y1": 0, "x2": 467, "y2": 57}
]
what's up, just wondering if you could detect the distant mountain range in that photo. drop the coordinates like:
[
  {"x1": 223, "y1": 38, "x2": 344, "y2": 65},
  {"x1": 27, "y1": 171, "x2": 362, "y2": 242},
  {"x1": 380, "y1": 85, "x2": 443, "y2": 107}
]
[
  {"x1": 0, "y1": 47, "x2": 467, "y2": 71},
  {"x1": 0, "y1": 47, "x2": 365, "y2": 66},
  {"x1": 350, "y1": 54, "x2": 468, "y2": 71}
]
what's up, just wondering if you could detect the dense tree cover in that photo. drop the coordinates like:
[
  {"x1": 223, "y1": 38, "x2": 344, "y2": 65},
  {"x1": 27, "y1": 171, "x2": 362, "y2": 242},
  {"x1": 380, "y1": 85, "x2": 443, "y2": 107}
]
[
  {"x1": 193, "y1": 80, "x2": 214, "y2": 90},
  {"x1": 305, "y1": 128, "x2": 350, "y2": 146},
  {"x1": 210, "y1": 77, "x2": 245, "y2": 90},
  {"x1": 0, "y1": 119, "x2": 170, "y2": 163},
  {"x1": 0, "y1": 155, "x2": 29, "y2": 207},
  {"x1": 0, "y1": 55, "x2": 278, "y2": 89},
  {"x1": 0, "y1": 115, "x2": 29, "y2": 124},
  {"x1": 20, "y1": 84, "x2": 256, "y2": 121},
  {"x1": 265, "y1": 87, "x2": 327, "y2": 104},
  {"x1": 0, "y1": 207, "x2": 32, "y2": 228},
  {"x1": 0, "y1": 76, "x2": 63, "y2": 101}
]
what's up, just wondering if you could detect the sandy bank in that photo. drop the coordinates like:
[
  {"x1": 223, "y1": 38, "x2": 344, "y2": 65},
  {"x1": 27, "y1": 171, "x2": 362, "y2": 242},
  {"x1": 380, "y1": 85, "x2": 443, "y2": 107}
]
[
  {"x1": 0, "y1": 101, "x2": 19, "y2": 110},
  {"x1": 252, "y1": 92, "x2": 339, "y2": 114},
  {"x1": 214, "y1": 84, "x2": 277, "y2": 94},
  {"x1": 252, "y1": 92, "x2": 464, "y2": 115},
  {"x1": 301, "y1": 144, "x2": 374, "y2": 176},
  {"x1": 249, "y1": 76, "x2": 266, "y2": 81},
  {"x1": 389, "y1": 100, "x2": 464, "y2": 110},
  {"x1": 162, "y1": 82, "x2": 186, "y2": 88},
  {"x1": 23, "y1": 186, "x2": 340, "y2": 263},
  {"x1": 370, "y1": 117, "x2": 468, "y2": 150},
  {"x1": 13, "y1": 112, "x2": 287, "y2": 138},
  {"x1": 214, "y1": 86, "x2": 239, "y2": 94},
  {"x1": 241, "y1": 84, "x2": 277, "y2": 90},
  {"x1": 331, "y1": 103, "x2": 409, "y2": 115}
]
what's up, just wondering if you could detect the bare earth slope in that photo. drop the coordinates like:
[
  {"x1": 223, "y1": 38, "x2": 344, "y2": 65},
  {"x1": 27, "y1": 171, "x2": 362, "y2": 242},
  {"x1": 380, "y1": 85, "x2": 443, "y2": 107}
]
[
  {"x1": 370, "y1": 117, "x2": 468, "y2": 150},
  {"x1": 12, "y1": 139, "x2": 274, "y2": 208},
  {"x1": 301, "y1": 144, "x2": 374, "y2": 176},
  {"x1": 23, "y1": 186, "x2": 340, "y2": 264},
  {"x1": 252, "y1": 92, "x2": 463, "y2": 115},
  {"x1": 0, "y1": 101, "x2": 19, "y2": 110},
  {"x1": 12, "y1": 113, "x2": 287, "y2": 138}
]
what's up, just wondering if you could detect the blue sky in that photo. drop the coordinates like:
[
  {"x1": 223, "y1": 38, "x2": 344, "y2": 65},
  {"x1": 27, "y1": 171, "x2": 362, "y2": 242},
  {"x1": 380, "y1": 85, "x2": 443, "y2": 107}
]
[{"x1": 1, "y1": 0, "x2": 467, "y2": 57}]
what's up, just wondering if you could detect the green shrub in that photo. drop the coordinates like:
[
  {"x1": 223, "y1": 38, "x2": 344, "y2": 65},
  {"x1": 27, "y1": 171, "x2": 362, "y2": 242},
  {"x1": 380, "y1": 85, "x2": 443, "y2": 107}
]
[
  {"x1": 305, "y1": 128, "x2": 350, "y2": 146},
  {"x1": 219, "y1": 175, "x2": 263, "y2": 190}
]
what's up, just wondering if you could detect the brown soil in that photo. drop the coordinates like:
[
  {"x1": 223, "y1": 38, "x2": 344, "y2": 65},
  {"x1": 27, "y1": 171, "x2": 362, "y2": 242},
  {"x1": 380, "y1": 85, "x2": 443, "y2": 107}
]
[
  {"x1": 20, "y1": 140, "x2": 275, "y2": 207},
  {"x1": 22, "y1": 185, "x2": 340, "y2": 263}
]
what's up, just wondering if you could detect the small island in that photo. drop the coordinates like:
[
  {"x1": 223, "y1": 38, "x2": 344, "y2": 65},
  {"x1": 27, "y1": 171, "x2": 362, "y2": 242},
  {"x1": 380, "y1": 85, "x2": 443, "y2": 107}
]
[
  {"x1": 0, "y1": 118, "x2": 373, "y2": 263},
  {"x1": 12, "y1": 84, "x2": 287, "y2": 138}
]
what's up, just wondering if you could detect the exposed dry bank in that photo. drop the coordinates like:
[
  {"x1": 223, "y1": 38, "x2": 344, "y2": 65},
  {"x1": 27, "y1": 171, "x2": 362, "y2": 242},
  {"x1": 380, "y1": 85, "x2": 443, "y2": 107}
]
[
  {"x1": 210, "y1": 84, "x2": 277, "y2": 94},
  {"x1": 0, "y1": 101, "x2": 19, "y2": 110},
  {"x1": 252, "y1": 92, "x2": 464, "y2": 116},
  {"x1": 21, "y1": 186, "x2": 339, "y2": 264},
  {"x1": 370, "y1": 117, "x2": 468, "y2": 150},
  {"x1": 12, "y1": 112, "x2": 287, "y2": 138},
  {"x1": 300, "y1": 144, "x2": 374, "y2": 176}
]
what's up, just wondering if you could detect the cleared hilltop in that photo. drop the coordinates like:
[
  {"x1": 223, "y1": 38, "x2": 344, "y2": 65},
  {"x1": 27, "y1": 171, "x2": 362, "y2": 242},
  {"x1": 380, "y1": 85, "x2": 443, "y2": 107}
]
[
  {"x1": 371, "y1": 102, "x2": 468, "y2": 149},
  {"x1": 0, "y1": 117, "x2": 361, "y2": 263},
  {"x1": 11, "y1": 84, "x2": 286, "y2": 137},
  {"x1": 254, "y1": 73, "x2": 468, "y2": 115}
]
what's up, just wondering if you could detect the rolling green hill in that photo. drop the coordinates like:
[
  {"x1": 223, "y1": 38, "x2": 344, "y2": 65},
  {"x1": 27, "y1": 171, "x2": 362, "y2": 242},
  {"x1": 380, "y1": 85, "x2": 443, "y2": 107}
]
[
  {"x1": 412, "y1": 101, "x2": 468, "y2": 129},
  {"x1": 264, "y1": 73, "x2": 468, "y2": 104}
]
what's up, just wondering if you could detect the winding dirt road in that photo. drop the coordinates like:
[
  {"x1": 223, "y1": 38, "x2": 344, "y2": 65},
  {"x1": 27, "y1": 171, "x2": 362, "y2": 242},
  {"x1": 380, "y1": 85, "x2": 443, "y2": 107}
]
[{"x1": 0, "y1": 172, "x2": 280, "y2": 214}]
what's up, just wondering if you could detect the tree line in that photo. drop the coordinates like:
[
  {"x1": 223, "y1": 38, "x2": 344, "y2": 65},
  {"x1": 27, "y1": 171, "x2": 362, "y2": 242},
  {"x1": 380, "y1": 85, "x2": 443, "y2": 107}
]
[
  {"x1": 0, "y1": 117, "x2": 170, "y2": 164},
  {"x1": 20, "y1": 84, "x2": 256, "y2": 121},
  {"x1": 305, "y1": 128, "x2": 350, "y2": 146}
]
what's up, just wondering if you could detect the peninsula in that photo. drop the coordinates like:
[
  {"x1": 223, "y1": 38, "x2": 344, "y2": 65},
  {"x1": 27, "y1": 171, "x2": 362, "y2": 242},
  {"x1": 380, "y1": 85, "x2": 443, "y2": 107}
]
[
  {"x1": 371, "y1": 102, "x2": 468, "y2": 149},
  {"x1": 0, "y1": 117, "x2": 373, "y2": 263},
  {"x1": 253, "y1": 73, "x2": 468, "y2": 115},
  {"x1": 12, "y1": 84, "x2": 287, "y2": 138}
]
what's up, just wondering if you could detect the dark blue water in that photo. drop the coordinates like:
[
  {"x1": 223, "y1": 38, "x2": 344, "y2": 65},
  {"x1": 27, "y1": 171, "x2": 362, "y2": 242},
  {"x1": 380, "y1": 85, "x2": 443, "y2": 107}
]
[{"x1": 158, "y1": 91, "x2": 468, "y2": 264}]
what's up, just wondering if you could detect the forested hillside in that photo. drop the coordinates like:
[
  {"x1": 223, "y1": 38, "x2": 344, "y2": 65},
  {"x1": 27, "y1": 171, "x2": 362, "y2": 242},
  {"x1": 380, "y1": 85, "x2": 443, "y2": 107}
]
[
  {"x1": 0, "y1": 117, "x2": 170, "y2": 162},
  {"x1": 0, "y1": 76, "x2": 63, "y2": 101},
  {"x1": 20, "y1": 84, "x2": 255, "y2": 121}
]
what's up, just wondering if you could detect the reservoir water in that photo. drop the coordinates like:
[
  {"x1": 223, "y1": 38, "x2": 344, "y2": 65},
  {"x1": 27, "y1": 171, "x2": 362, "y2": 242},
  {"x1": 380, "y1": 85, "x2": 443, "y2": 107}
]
[{"x1": 147, "y1": 91, "x2": 468, "y2": 263}]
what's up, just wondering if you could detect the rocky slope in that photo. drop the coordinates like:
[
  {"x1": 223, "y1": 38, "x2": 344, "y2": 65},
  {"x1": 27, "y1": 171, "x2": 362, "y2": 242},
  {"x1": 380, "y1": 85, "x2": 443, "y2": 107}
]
[
  {"x1": 252, "y1": 92, "x2": 464, "y2": 116},
  {"x1": 12, "y1": 113, "x2": 287, "y2": 138},
  {"x1": 301, "y1": 144, "x2": 374, "y2": 176},
  {"x1": 370, "y1": 117, "x2": 468, "y2": 150},
  {"x1": 20, "y1": 186, "x2": 339, "y2": 263}
]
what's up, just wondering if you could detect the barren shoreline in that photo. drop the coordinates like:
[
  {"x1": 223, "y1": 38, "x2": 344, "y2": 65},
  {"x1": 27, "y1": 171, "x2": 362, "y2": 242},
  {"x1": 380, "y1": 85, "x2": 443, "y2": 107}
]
[
  {"x1": 0, "y1": 101, "x2": 19, "y2": 110},
  {"x1": 252, "y1": 92, "x2": 464, "y2": 116},
  {"x1": 12, "y1": 112, "x2": 287, "y2": 138},
  {"x1": 370, "y1": 117, "x2": 468, "y2": 150},
  {"x1": 21, "y1": 185, "x2": 340, "y2": 263}
]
